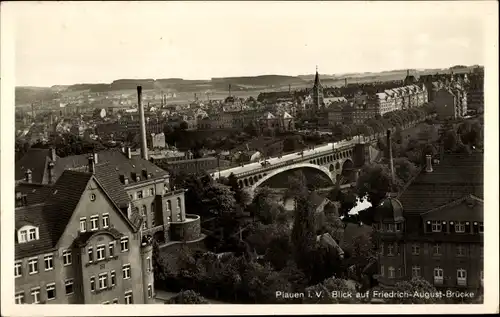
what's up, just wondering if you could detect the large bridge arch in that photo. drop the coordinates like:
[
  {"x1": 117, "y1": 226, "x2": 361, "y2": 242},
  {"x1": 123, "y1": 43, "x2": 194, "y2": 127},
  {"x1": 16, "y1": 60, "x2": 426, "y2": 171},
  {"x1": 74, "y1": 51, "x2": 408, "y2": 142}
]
[{"x1": 249, "y1": 163, "x2": 335, "y2": 193}]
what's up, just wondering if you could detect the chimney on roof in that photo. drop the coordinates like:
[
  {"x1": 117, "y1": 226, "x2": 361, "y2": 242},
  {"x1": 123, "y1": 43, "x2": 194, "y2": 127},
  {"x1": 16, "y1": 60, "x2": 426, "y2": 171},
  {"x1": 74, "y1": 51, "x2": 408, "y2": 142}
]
[
  {"x1": 142, "y1": 169, "x2": 148, "y2": 179},
  {"x1": 425, "y1": 154, "x2": 433, "y2": 173},
  {"x1": 47, "y1": 161, "x2": 56, "y2": 184},
  {"x1": 25, "y1": 169, "x2": 32, "y2": 183},
  {"x1": 93, "y1": 152, "x2": 98, "y2": 164},
  {"x1": 50, "y1": 147, "x2": 57, "y2": 162},
  {"x1": 88, "y1": 155, "x2": 95, "y2": 174},
  {"x1": 126, "y1": 147, "x2": 132, "y2": 159},
  {"x1": 386, "y1": 129, "x2": 396, "y2": 186},
  {"x1": 137, "y1": 86, "x2": 149, "y2": 161}
]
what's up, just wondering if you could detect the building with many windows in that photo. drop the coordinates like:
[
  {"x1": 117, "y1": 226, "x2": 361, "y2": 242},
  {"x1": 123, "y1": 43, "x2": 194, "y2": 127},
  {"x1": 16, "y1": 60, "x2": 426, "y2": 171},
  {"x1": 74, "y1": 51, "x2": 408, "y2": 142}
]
[
  {"x1": 373, "y1": 151, "x2": 483, "y2": 292},
  {"x1": 15, "y1": 170, "x2": 155, "y2": 304}
]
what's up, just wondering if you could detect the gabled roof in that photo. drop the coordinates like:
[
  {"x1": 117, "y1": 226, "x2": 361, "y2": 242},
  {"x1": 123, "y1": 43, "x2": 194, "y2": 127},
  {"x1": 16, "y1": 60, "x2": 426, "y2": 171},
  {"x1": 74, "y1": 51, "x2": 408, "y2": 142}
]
[
  {"x1": 53, "y1": 149, "x2": 168, "y2": 185},
  {"x1": 282, "y1": 112, "x2": 293, "y2": 119},
  {"x1": 15, "y1": 170, "x2": 139, "y2": 259},
  {"x1": 15, "y1": 148, "x2": 53, "y2": 183},
  {"x1": 15, "y1": 183, "x2": 54, "y2": 206},
  {"x1": 421, "y1": 194, "x2": 483, "y2": 222},
  {"x1": 397, "y1": 152, "x2": 483, "y2": 214},
  {"x1": 262, "y1": 112, "x2": 275, "y2": 120}
]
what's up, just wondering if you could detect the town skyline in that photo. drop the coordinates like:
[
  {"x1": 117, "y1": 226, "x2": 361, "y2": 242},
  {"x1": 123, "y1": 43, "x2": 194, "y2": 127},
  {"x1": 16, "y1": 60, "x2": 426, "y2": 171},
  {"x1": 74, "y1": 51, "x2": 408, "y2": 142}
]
[{"x1": 12, "y1": 1, "x2": 486, "y2": 87}]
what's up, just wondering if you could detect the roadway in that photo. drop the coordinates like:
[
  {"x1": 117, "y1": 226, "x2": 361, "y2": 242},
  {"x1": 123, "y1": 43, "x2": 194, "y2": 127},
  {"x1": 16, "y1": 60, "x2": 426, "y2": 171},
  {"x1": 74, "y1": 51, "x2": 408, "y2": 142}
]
[{"x1": 213, "y1": 135, "x2": 368, "y2": 179}]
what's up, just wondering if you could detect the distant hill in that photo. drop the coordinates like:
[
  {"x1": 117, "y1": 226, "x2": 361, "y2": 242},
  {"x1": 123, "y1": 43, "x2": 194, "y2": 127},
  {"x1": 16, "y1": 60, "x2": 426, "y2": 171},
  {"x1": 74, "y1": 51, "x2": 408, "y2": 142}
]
[
  {"x1": 211, "y1": 75, "x2": 306, "y2": 87},
  {"x1": 16, "y1": 65, "x2": 482, "y2": 105}
]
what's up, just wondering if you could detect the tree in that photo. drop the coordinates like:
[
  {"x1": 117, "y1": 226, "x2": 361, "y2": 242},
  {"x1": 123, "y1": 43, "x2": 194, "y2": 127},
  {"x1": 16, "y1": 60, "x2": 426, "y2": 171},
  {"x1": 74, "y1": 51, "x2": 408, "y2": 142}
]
[
  {"x1": 443, "y1": 130, "x2": 458, "y2": 152},
  {"x1": 248, "y1": 187, "x2": 287, "y2": 225},
  {"x1": 282, "y1": 135, "x2": 304, "y2": 153},
  {"x1": 243, "y1": 122, "x2": 259, "y2": 137},
  {"x1": 227, "y1": 173, "x2": 251, "y2": 207},
  {"x1": 291, "y1": 190, "x2": 318, "y2": 278},
  {"x1": 303, "y1": 278, "x2": 358, "y2": 304},
  {"x1": 355, "y1": 164, "x2": 393, "y2": 209},
  {"x1": 179, "y1": 121, "x2": 189, "y2": 131},
  {"x1": 203, "y1": 183, "x2": 237, "y2": 216},
  {"x1": 389, "y1": 278, "x2": 443, "y2": 304},
  {"x1": 166, "y1": 290, "x2": 209, "y2": 304},
  {"x1": 393, "y1": 157, "x2": 418, "y2": 185}
]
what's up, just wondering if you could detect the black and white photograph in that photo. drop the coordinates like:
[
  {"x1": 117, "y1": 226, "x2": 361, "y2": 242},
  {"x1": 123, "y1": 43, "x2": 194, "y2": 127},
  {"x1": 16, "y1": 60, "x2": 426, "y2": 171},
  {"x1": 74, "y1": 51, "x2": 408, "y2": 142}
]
[{"x1": 1, "y1": 1, "x2": 498, "y2": 315}]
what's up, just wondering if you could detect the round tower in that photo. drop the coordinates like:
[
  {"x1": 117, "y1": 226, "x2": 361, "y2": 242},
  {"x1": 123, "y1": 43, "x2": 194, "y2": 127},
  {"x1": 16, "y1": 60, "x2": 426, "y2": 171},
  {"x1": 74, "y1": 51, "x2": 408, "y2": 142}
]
[{"x1": 140, "y1": 235, "x2": 155, "y2": 304}]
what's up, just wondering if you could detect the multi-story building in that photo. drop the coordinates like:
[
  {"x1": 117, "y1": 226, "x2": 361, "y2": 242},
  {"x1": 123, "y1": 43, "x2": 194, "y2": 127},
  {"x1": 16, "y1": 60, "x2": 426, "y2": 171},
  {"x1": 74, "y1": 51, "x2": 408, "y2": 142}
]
[
  {"x1": 15, "y1": 169, "x2": 155, "y2": 304},
  {"x1": 434, "y1": 88, "x2": 468, "y2": 120},
  {"x1": 373, "y1": 152, "x2": 483, "y2": 293}
]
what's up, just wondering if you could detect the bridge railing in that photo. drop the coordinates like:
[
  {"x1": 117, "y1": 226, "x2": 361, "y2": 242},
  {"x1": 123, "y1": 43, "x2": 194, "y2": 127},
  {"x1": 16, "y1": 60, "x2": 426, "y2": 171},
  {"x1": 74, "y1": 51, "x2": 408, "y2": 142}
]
[{"x1": 223, "y1": 117, "x2": 432, "y2": 179}]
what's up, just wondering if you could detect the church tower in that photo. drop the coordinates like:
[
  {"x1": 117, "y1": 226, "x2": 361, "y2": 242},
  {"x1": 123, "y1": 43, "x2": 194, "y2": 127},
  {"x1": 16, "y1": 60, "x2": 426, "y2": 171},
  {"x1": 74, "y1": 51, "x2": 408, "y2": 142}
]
[{"x1": 312, "y1": 66, "x2": 324, "y2": 112}]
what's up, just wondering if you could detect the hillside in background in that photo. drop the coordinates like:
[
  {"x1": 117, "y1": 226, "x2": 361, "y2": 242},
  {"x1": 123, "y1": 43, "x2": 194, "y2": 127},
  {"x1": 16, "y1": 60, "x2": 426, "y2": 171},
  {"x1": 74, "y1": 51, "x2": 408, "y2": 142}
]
[{"x1": 16, "y1": 65, "x2": 482, "y2": 105}]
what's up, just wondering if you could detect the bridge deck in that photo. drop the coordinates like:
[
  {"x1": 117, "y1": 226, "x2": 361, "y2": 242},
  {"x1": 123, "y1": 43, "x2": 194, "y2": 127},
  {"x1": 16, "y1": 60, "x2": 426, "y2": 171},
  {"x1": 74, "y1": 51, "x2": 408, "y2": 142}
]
[{"x1": 214, "y1": 135, "x2": 372, "y2": 179}]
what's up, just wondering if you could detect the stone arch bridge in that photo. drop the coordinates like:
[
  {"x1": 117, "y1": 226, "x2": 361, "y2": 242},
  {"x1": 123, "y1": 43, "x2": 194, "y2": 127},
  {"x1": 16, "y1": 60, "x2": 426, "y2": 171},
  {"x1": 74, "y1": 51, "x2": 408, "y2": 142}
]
[{"x1": 213, "y1": 137, "x2": 382, "y2": 195}]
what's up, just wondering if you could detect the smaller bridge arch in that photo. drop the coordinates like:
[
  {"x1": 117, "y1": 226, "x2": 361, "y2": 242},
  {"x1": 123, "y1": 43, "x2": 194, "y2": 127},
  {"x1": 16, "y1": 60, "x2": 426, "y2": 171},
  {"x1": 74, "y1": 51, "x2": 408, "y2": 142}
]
[{"x1": 249, "y1": 163, "x2": 335, "y2": 193}]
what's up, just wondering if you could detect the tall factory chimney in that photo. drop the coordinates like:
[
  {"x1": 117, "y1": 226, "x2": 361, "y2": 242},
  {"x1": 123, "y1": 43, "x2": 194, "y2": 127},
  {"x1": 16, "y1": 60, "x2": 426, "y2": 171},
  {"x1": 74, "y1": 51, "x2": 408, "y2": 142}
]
[
  {"x1": 386, "y1": 129, "x2": 396, "y2": 186},
  {"x1": 31, "y1": 103, "x2": 35, "y2": 122},
  {"x1": 228, "y1": 84, "x2": 232, "y2": 97},
  {"x1": 344, "y1": 78, "x2": 347, "y2": 87},
  {"x1": 137, "y1": 86, "x2": 149, "y2": 160}
]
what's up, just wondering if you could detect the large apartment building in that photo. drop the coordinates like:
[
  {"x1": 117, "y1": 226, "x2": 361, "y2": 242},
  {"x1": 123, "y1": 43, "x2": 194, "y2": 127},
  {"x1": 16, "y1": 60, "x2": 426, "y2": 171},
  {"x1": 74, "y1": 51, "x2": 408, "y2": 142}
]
[
  {"x1": 373, "y1": 151, "x2": 483, "y2": 292},
  {"x1": 15, "y1": 170, "x2": 155, "y2": 304},
  {"x1": 434, "y1": 88, "x2": 468, "y2": 120}
]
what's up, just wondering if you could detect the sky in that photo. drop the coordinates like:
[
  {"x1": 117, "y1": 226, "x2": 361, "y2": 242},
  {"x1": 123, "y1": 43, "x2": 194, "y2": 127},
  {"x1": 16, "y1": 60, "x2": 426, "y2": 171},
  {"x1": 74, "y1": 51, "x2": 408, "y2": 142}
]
[{"x1": 11, "y1": 1, "x2": 489, "y2": 87}]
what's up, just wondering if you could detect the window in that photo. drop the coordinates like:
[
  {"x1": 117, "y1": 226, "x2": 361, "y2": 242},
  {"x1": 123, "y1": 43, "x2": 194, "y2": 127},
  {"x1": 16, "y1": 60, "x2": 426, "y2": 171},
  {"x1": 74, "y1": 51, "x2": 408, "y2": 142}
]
[
  {"x1": 102, "y1": 214, "x2": 110, "y2": 228},
  {"x1": 387, "y1": 223, "x2": 394, "y2": 232},
  {"x1": 149, "y1": 188, "x2": 154, "y2": 196},
  {"x1": 388, "y1": 267, "x2": 395, "y2": 278},
  {"x1": 113, "y1": 298, "x2": 119, "y2": 304},
  {"x1": 99, "y1": 273, "x2": 108, "y2": 289},
  {"x1": 432, "y1": 243, "x2": 441, "y2": 256},
  {"x1": 412, "y1": 266, "x2": 421, "y2": 278},
  {"x1": 387, "y1": 244, "x2": 394, "y2": 256},
  {"x1": 431, "y1": 221, "x2": 442, "y2": 232},
  {"x1": 137, "y1": 191, "x2": 143, "y2": 199},
  {"x1": 129, "y1": 194, "x2": 133, "y2": 201},
  {"x1": 46, "y1": 283, "x2": 56, "y2": 300},
  {"x1": 121, "y1": 237, "x2": 129, "y2": 252},
  {"x1": 167, "y1": 200, "x2": 172, "y2": 221},
  {"x1": 124, "y1": 291, "x2": 133, "y2": 304},
  {"x1": 88, "y1": 247, "x2": 94, "y2": 262},
  {"x1": 433, "y1": 267, "x2": 444, "y2": 281},
  {"x1": 142, "y1": 221, "x2": 147, "y2": 230},
  {"x1": 455, "y1": 221, "x2": 466, "y2": 233},
  {"x1": 29, "y1": 228, "x2": 37, "y2": 240},
  {"x1": 90, "y1": 276, "x2": 96, "y2": 292},
  {"x1": 15, "y1": 292, "x2": 25, "y2": 304},
  {"x1": 62, "y1": 250, "x2": 72, "y2": 266},
  {"x1": 479, "y1": 222, "x2": 484, "y2": 233},
  {"x1": 148, "y1": 285, "x2": 153, "y2": 298},
  {"x1": 122, "y1": 264, "x2": 131, "y2": 279},
  {"x1": 111, "y1": 271, "x2": 116, "y2": 286},
  {"x1": 456, "y1": 245, "x2": 466, "y2": 257},
  {"x1": 31, "y1": 287, "x2": 41, "y2": 304},
  {"x1": 80, "y1": 217, "x2": 87, "y2": 232},
  {"x1": 411, "y1": 243, "x2": 420, "y2": 255},
  {"x1": 96, "y1": 245, "x2": 106, "y2": 261},
  {"x1": 457, "y1": 269, "x2": 467, "y2": 285},
  {"x1": 15, "y1": 261, "x2": 22, "y2": 278},
  {"x1": 19, "y1": 230, "x2": 28, "y2": 243},
  {"x1": 90, "y1": 193, "x2": 96, "y2": 201},
  {"x1": 109, "y1": 242, "x2": 115, "y2": 258},
  {"x1": 395, "y1": 223, "x2": 402, "y2": 232},
  {"x1": 147, "y1": 257, "x2": 152, "y2": 272},
  {"x1": 380, "y1": 265, "x2": 384, "y2": 276},
  {"x1": 28, "y1": 258, "x2": 38, "y2": 274},
  {"x1": 44, "y1": 254, "x2": 54, "y2": 271},
  {"x1": 141, "y1": 205, "x2": 147, "y2": 216},
  {"x1": 90, "y1": 215, "x2": 99, "y2": 231},
  {"x1": 65, "y1": 279, "x2": 74, "y2": 295},
  {"x1": 151, "y1": 212, "x2": 155, "y2": 227}
]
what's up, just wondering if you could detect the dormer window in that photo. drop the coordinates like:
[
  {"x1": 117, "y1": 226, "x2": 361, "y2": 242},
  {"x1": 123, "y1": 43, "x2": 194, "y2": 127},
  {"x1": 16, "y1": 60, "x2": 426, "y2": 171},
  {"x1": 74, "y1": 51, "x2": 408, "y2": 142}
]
[
  {"x1": 431, "y1": 221, "x2": 442, "y2": 232},
  {"x1": 18, "y1": 225, "x2": 39, "y2": 243}
]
